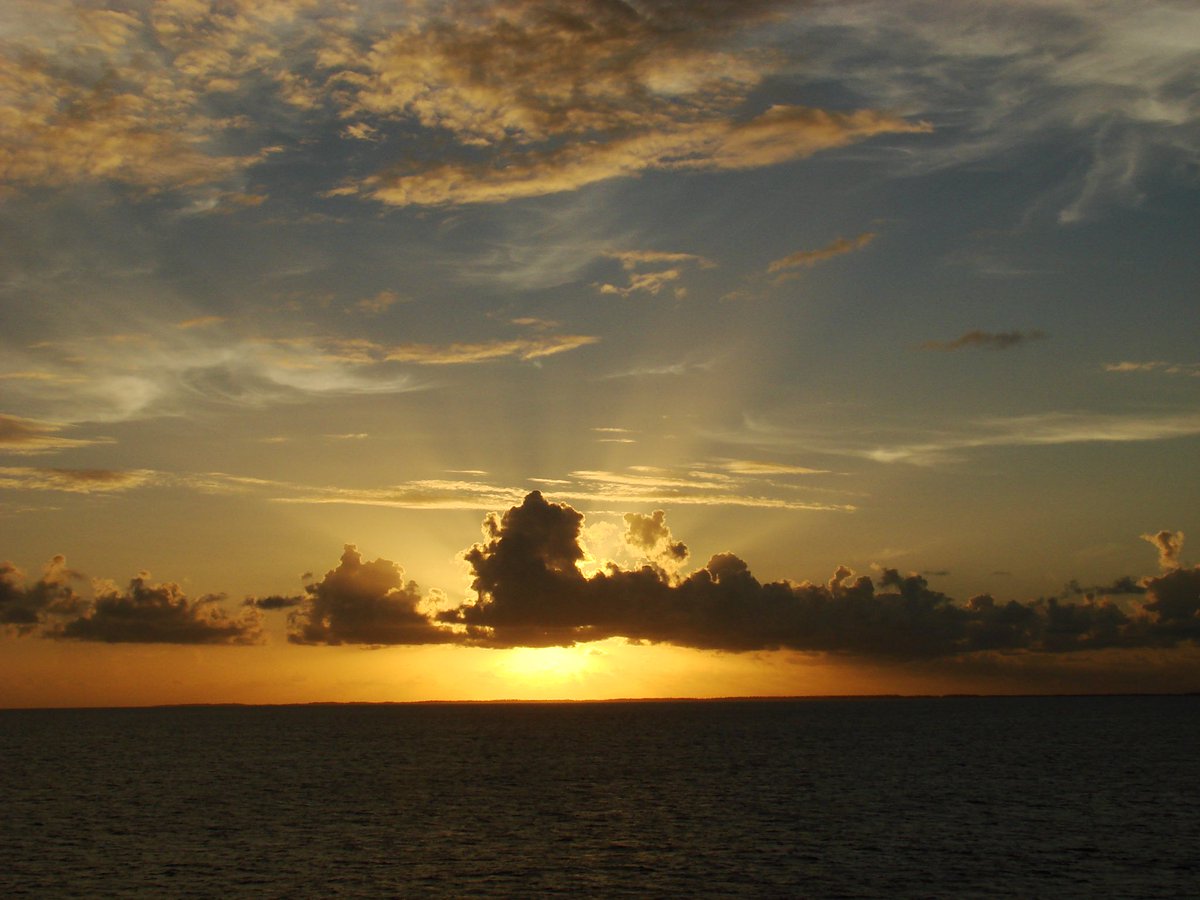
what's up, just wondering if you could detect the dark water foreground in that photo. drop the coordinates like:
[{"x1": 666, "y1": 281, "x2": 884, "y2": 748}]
[{"x1": 2, "y1": 696, "x2": 1197, "y2": 897}]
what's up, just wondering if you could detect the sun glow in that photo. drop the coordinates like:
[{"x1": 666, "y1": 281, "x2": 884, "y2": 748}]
[{"x1": 498, "y1": 645, "x2": 598, "y2": 687}]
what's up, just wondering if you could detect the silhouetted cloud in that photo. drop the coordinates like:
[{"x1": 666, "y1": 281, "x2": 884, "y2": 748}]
[
  {"x1": 624, "y1": 510, "x2": 689, "y2": 571},
  {"x1": 1141, "y1": 566, "x2": 1200, "y2": 642},
  {"x1": 0, "y1": 556, "x2": 83, "y2": 633},
  {"x1": 287, "y1": 545, "x2": 457, "y2": 646},
  {"x1": 921, "y1": 330, "x2": 1047, "y2": 351},
  {"x1": 9, "y1": 497, "x2": 1197, "y2": 660},
  {"x1": 244, "y1": 595, "x2": 303, "y2": 611},
  {"x1": 55, "y1": 574, "x2": 261, "y2": 644},
  {"x1": 439, "y1": 493, "x2": 1200, "y2": 657}
]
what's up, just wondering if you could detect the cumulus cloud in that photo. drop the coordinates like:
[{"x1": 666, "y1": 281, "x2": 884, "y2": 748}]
[
  {"x1": 287, "y1": 545, "x2": 456, "y2": 646},
  {"x1": 55, "y1": 573, "x2": 261, "y2": 644},
  {"x1": 921, "y1": 330, "x2": 1047, "y2": 351},
  {"x1": 10, "y1": 500, "x2": 1196, "y2": 661},
  {"x1": 0, "y1": 555, "x2": 83, "y2": 633},
  {"x1": 1142, "y1": 530, "x2": 1185, "y2": 571},
  {"x1": 623, "y1": 510, "x2": 689, "y2": 571},
  {"x1": 438, "y1": 494, "x2": 1200, "y2": 658}
]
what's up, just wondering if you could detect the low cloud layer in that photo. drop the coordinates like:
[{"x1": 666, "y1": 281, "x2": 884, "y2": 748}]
[
  {"x1": 6, "y1": 494, "x2": 1197, "y2": 660},
  {"x1": 437, "y1": 494, "x2": 1200, "y2": 655},
  {"x1": 287, "y1": 545, "x2": 455, "y2": 646}
]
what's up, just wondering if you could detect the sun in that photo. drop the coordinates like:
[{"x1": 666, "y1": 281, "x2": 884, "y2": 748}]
[{"x1": 498, "y1": 645, "x2": 597, "y2": 689}]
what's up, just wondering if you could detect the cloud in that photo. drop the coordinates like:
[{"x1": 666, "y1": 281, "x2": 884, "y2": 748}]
[
  {"x1": 439, "y1": 494, "x2": 1200, "y2": 656},
  {"x1": 0, "y1": 467, "x2": 158, "y2": 494},
  {"x1": 1140, "y1": 566, "x2": 1200, "y2": 643},
  {"x1": 624, "y1": 510, "x2": 689, "y2": 572},
  {"x1": 12, "y1": 500, "x2": 1196, "y2": 660},
  {"x1": 0, "y1": 555, "x2": 83, "y2": 633},
  {"x1": 4, "y1": 325, "x2": 597, "y2": 427},
  {"x1": 382, "y1": 334, "x2": 599, "y2": 365},
  {"x1": 1105, "y1": 361, "x2": 1200, "y2": 377},
  {"x1": 365, "y1": 106, "x2": 930, "y2": 206},
  {"x1": 4, "y1": 331, "x2": 424, "y2": 425},
  {"x1": 287, "y1": 545, "x2": 457, "y2": 646},
  {"x1": 734, "y1": 409, "x2": 1200, "y2": 466},
  {"x1": 0, "y1": 1, "x2": 276, "y2": 196},
  {"x1": 767, "y1": 232, "x2": 877, "y2": 275},
  {"x1": 597, "y1": 249, "x2": 714, "y2": 299},
  {"x1": 54, "y1": 573, "x2": 262, "y2": 645},
  {"x1": 719, "y1": 460, "x2": 828, "y2": 476},
  {"x1": 921, "y1": 330, "x2": 1047, "y2": 352},
  {"x1": 801, "y1": 0, "x2": 1200, "y2": 222},
  {"x1": 1142, "y1": 530, "x2": 1185, "y2": 571},
  {"x1": 563, "y1": 468, "x2": 853, "y2": 511},
  {"x1": 244, "y1": 594, "x2": 303, "y2": 611},
  {"x1": 352, "y1": 291, "x2": 402, "y2": 316},
  {"x1": 0, "y1": 415, "x2": 113, "y2": 455}
]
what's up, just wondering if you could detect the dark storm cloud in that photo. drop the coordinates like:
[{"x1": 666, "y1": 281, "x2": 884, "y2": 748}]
[
  {"x1": 287, "y1": 545, "x2": 457, "y2": 646},
  {"x1": 55, "y1": 575, "x2": 262, "y2": 645},
  {"x1": 439, "y1": 493, "x2": 1200, "y2": 658},
  {"x1": 921, "y1": 330, "x2": 1047, "y2": 351},
  {"x1": 0, "y1": 556, "x2": 83, "y2": 633}
]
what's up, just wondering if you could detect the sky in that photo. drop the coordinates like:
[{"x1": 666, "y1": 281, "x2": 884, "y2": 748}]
[{"x1": 2, "y1": 0, "x2": 1198, "y2": 707}]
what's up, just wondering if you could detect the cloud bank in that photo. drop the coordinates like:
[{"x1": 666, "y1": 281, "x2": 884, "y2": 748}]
[{"x1": 6, "y1": 495, "x2": 1197, "y2": 660}]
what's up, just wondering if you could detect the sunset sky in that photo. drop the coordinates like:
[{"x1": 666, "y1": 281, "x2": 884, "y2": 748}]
[{"x1": 2, "y1": 0, "x2": 1198, "y2": 707}]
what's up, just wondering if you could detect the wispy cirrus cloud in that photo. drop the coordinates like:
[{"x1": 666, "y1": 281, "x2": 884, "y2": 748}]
[
  {"x1": 382, "y1": 334, "x2": 599, "y2": 365},
  {"x1": 800, "y1": 0, "x2": 1200, "y2": 223},
  {"x1": 722, "y1": 409, "x2": 1200, "y2": 466},
  {"x1": 3, "y1": 322, "x2": 598, "y2": 424}
]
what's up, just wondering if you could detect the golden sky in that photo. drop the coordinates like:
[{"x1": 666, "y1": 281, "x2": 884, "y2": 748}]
[{"x1": 2, "y1": 0, "x2": 1199, "y2": 706}]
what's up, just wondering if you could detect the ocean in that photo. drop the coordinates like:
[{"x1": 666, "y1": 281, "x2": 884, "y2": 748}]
[{"x1": 2, "y1": 696, "x2": 1197, "y2": 897}]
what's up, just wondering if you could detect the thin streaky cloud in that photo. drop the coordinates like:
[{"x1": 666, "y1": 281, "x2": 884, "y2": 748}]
[
  {"x1": 921, "y1": 330, "x2": 1047, "y2": 352},
  {"x1": 767, "y1": 232, "x2": 877, "y2": 274},
  {"x1": 0, "y1": 415, "x2": 114, "y2": 455}
]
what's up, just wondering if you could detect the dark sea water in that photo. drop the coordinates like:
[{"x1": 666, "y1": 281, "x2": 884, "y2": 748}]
[{"x1": 2, "y1": 696, "x2": 1197, "y2": 898}]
